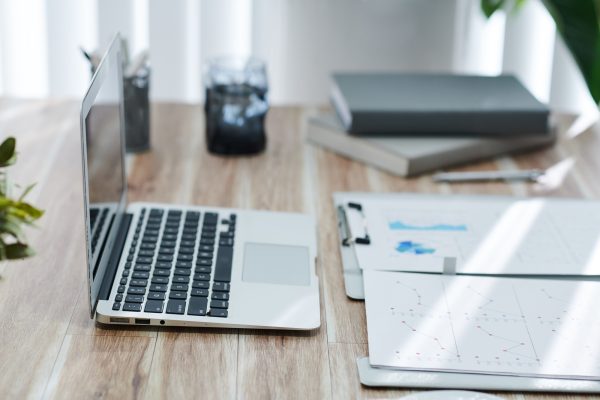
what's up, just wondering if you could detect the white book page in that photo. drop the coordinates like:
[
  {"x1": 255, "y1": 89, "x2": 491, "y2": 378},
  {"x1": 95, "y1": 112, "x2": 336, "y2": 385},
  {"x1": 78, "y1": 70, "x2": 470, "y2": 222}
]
[
  {"x1": 343, "y1": 195, "x2": 600, "y2": 275},
  {"x1": 364, "y1": 270, "x2": 600, "y2": 380}
]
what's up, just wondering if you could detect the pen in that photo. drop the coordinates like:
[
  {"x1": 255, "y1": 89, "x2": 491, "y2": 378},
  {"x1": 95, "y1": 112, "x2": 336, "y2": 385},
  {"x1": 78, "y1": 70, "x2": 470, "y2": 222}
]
[{"x1": 433, "y1": 169, "x2": 545, "y2": 183}]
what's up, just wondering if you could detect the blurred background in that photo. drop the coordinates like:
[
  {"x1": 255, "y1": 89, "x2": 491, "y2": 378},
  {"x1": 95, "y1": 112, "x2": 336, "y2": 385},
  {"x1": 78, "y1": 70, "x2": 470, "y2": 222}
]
[{"x1": 0, "y1": 0, "x2": 595, "y2": 116}]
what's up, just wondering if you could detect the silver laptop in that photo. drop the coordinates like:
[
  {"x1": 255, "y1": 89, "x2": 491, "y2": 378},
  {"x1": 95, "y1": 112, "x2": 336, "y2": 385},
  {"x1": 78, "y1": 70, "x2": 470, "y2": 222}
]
[{"x1": 81, "y1": 35, "x2": 320, "y2": 329}]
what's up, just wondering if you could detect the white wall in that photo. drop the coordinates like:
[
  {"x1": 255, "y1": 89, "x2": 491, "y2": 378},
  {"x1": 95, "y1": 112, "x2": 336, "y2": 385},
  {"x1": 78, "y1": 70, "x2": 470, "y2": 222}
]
[
  {"x1": 0, "y1": 0, "x2": 460, "y2": 104},
  {"x1": 0, "y1": 0, "x2": 594, "y2": 112}
]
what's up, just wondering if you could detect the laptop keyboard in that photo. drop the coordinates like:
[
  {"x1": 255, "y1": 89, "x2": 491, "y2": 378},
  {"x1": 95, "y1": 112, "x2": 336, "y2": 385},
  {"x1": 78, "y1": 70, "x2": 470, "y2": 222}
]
[
  {"x1": 90, "y1": 207, "x2": 109, "y2": 254},
  {"x1": 112, "y1": 207, "x2": 235, "y2": 318}
]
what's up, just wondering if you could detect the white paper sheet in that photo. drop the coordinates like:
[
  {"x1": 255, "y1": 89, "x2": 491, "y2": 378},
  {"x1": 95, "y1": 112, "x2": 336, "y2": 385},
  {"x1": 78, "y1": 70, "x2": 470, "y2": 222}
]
[
  {"x1": 341, "y1": 194, "x2": 600, "y2": 275},
  {"x1": 364, "y1": 270, "x2": 600, "y2": 380}
]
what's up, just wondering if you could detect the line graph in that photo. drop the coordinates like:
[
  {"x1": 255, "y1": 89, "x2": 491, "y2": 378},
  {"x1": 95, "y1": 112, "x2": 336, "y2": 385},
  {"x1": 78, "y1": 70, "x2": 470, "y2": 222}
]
[
  {"x1": 466, "y1": 285, "x2": 522, "y2": 319},
  {"x1": 364, "y1": 271, "x2": 600, "y2": 379},
  {"x1": 398, "y1": 320, "x2": 460, "y2": 358},
  {"x1": 476, "y1": 325, "x2": 539, "y2": 362}
]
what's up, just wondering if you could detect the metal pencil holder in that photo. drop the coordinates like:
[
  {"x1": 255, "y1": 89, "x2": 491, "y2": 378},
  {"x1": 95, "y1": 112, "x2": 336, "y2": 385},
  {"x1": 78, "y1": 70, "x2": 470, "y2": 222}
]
[{"x1": 123, "y1": 66, "x2": 151, "y2": 153}]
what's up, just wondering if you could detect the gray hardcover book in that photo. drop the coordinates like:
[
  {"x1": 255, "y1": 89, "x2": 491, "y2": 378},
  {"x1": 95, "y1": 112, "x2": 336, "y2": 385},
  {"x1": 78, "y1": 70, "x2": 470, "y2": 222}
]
[
  {"x1": 307, "y1": 112, "x2": 555, "y2": 177},
  {"x1": 330, "y1": 73, "x2": 550, "y2": 136}
]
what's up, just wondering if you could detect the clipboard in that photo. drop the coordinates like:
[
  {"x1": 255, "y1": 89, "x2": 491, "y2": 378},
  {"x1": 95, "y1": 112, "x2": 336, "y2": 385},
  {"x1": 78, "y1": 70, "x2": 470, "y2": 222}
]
[
  {"x1": 335, "y1": 192, "x2": 458, "y2": 299},
  {"x1": 334, "y1": 192, "x2": 600, "y2": 392}
]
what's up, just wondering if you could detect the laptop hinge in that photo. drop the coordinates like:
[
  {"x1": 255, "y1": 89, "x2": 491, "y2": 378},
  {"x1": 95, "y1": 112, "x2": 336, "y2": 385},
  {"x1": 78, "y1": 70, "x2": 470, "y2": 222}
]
[{"x1": 98, "y1": 213, "x2": 132, "y2": 302}]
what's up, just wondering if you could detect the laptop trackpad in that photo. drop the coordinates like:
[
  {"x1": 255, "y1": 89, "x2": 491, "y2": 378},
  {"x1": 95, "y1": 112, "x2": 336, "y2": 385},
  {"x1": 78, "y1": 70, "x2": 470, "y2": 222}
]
[{"x1": 242, "y1": 243, "x2": 310, "y2": 286}]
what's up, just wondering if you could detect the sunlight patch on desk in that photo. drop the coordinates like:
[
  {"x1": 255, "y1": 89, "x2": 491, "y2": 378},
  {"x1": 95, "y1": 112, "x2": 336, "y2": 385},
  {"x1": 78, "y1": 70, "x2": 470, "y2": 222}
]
[{"x1": 461, "y1": 199, "x2": 544, "y2": 274}]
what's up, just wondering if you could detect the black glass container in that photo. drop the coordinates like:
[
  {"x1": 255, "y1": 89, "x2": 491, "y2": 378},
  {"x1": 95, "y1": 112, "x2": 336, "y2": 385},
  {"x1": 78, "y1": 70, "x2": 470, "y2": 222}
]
[{"x1": 204, "y1": 57, "x2": 268, "y2": 155}]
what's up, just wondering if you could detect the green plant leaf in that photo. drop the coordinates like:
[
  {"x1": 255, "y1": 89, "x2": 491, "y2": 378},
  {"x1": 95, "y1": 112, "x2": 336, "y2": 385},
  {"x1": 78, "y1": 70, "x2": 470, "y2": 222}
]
[
  {"x1": 18, "y1": 183, "x2": 36, "y2": 202},
  {"x1": 12, "y1": 202, "x2": 44, "y2": 220},
  {"x1": 0, "y1": 137, "x2": 16, "y2": 167},
  {"x1": 481, "y1": 0, "x2": 506, "y2": 17},
  {"x1": 542, "y1": 0, "x2": 600, "y2": 105},
  {"x1": 4, "y1": 243, "x2": 34, "y2": 259},
  {"x1": 0, "y1": 218, "x2": 24, "y2": 241}
]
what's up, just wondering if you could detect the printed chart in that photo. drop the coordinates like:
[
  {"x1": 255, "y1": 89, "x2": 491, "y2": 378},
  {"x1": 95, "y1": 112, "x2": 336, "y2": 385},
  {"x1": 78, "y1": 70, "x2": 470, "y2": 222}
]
[
  {"x1": 364, "y1": 270, "x2": 600, "y2": 379},
  {"x1": 351, "y1": 196, "x2": 600, "y2": 275}
]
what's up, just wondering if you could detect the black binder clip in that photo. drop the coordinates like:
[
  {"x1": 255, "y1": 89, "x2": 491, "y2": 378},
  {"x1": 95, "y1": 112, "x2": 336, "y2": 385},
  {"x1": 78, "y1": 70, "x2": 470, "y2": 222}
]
[{"x1": 338, "y1": 202, "x2": 371, "y2": 246}]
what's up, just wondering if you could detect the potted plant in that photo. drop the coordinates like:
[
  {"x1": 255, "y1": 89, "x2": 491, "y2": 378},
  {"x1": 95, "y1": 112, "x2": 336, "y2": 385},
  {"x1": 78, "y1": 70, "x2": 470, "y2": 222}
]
[
  {"x1": 0, "y1": 137, "x2": 43, "y2": 261},
  {"x1": 482, "y1": 0, "x2": 600, "y2": 106}
]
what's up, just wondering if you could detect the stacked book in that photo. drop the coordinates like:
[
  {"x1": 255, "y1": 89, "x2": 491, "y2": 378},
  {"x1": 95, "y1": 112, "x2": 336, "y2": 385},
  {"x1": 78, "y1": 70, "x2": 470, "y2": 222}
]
[{"x1": 307, "y1": 73, "x2": 555, "y2": 177}]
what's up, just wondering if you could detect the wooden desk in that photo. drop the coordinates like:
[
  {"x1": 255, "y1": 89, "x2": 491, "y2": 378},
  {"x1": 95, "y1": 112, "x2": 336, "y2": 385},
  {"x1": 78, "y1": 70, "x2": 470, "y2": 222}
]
[{"x1": 1, "y1": 99, "x2": 599, "y2": 399}]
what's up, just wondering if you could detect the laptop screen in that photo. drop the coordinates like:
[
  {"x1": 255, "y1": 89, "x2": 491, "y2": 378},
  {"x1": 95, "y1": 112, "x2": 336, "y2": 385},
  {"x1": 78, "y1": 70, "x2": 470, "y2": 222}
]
[{"x1": 80, "y1": 35, "x2": 127, "y2": 315}]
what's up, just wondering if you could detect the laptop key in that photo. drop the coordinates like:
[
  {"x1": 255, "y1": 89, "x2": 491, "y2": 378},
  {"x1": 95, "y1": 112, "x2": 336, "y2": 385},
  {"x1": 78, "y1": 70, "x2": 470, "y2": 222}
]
[
  {"x1": 171, "y1": 284, "x2": 189, "y2": 292},
  {"x1": 176, "y1": 261, "x2": 192, "y2": 268},
  {"x1": 166, "y1": 300, "x2": 186, "y2": 314},
  {"x1": 196, "y1": 259, "x2": 212, "y2": 266},
  {"x1": 149, "y1": 284, "x2": 168, "y2": 292},
  {"x1": 208, "y1": 309, "x2": 228, "y2": 318},
  {"x1": 187, "y1": 297, "x2": 208, "y2": 316},
  {"x1": 219, "y1": 238, "x2": 234, "y2": 247},
  {"x1": 148, "y1": 291, "x2": 166, "y2": 300},
  {"x1": 195, "y1": 266, "x2": 211, "y2": 274},
  {"x1": 198, "y1": 245, "x2": 213, "y2": 252},
  {"x1": 174, "y1": 269, "x2": 190, "y2": 277},
  {"x1": 144, "y1": 300, "x2": 164, "y2": 313},
  {"x1": 192, "y1": 281, "x2": 209, "y2": 289},
  {"x1": 155, "y1": 263, "x2": 172, "y2": 270},
  {"x1": 177, "y1": 254, "x2": 193, "y2": 262},
  {"x1": 173, "y1": 277, "x2": 190, "y2": 285},
  {"x1": 212, "y1": 292, "x2": 229, "y2": 301},
  {"x1": 130, "y1": 279, "x2": 148, "y2": 287},
  {"x1": 169, "y1": 291, "x2": 187, "y2": 300},
  {"x1": 137, "y1": 257, "x2": 154, "y2": 264},
  {"x1": 118, "y1": 285, "x2": 126, "y2": 293},
  {"x1": 132, "y1": 271, "x2": 150, "y2": 279},
  {"x1": 123, "y1": 303, "x2": 142, "y2": 312},
  {"x1": 193, "y1": 273, "x2": 210, "y2": 281},
  {"x1": 212, "y1": 282, "x2": 230, "y2": 292},
  {"x1": 157, "y1": 255, "x2": 173, "y2": 262},
  {"x1": 115, "y1": 294, "x2": 123, "y2": 302},
  {"x1": 125, "y1": 295, "x2": 144, "y2": 303},
  {"x1": 210, "y1": 300, "x2": 228, "y2": 309},
  {"x1": 151, "y1": 276, "x2": 169, "y2": 284},
  {"x1": 128, "y1": 287, "x2": 146, "y2": 295},
  {"x1": 214, "y1": 246, "x2": 233, "y2": 283},
  {"x1": 112, "y1": 302, "x2": 121, "y2": 311},
  {"x1": 134, "y1": 265, "x2": 151, "y2": 272},
  {"x1": 204, "y1": 212, "x2": 218, "y2": 224},
  {"x1": 191, "y1": 288, "x2": 208, "y2": 297},
  {"x1": 154, "y1": 269, "x2": 171, "y2": 277}
]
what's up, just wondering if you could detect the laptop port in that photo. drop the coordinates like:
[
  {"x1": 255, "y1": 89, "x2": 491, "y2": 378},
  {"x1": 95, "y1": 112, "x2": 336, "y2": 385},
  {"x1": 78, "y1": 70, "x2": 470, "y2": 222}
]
[
  {"x1": 109, "y1": 317, "x2": 130, "y2": 323},
  {"x1": 135, "y1": 318, "x2": 151, "y2": 325}
]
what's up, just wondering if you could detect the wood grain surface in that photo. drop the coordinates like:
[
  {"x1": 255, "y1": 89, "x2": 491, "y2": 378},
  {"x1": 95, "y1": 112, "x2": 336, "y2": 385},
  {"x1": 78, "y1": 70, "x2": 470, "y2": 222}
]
[{"x1": 0, "y1": 99, "x2": 598, "y2": 399}]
